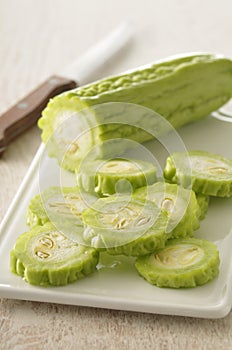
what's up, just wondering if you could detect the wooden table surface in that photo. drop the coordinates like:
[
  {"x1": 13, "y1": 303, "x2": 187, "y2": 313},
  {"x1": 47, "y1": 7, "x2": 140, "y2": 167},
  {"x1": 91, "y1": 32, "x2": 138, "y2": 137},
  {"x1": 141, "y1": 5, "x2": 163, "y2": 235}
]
[{"x1": 0, "y1": 1, "x2": 232, "y2": 349}]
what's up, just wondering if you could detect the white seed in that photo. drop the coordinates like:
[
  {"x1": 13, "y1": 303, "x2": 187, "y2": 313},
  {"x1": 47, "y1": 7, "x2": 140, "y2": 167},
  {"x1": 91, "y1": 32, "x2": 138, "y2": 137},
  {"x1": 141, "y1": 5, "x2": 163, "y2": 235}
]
[
  {"x1": 207, "y1": 167, "x2": 227, "y2": 174},
  {"x1": 35, "y1": 250, "x2": 50, "y2": 259},
  {"x1": 161, "y1": 197, "x2": 174, "y2": 212},
  {"x1": 39, "y1": 237, "x2": 54, "y2": 249},
  {"x1": 136, "y1": 216, "x2": 151, "y2": 226}
]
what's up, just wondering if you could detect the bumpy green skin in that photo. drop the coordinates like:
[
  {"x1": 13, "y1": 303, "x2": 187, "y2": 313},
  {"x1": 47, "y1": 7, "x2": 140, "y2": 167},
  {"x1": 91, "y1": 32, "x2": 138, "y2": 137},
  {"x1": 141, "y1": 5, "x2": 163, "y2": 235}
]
[
  {"x1": 164, "y1": 151, "x2": 232, "y2": 197},
  {"x1": 26, "y1": 186, "x2": 96, "y2": 228},
  {"x1": 27, "y1": 194, "x2": 49, "y2": 227},
  {"x1": 81, "y1": 196, "x2": 168, "y2": 256},
  {"x1": 135, "y1": 237, "x2": 220, "y2": 288},
  {"x1": 134, "y1": 182, "x2": 200, "y2": 239},
  {"x1": 38, "y1": 53, "x2": 232, "y2": 171},
  {"x1": 195, "y1": 193, "x2": 210, "y2": 220},
  {"x1": 76, "y1": 158, "x2": 157, "y2": 196},
  {"x1": 10, "y1": 223, "x2": 99, "y2": 286}
]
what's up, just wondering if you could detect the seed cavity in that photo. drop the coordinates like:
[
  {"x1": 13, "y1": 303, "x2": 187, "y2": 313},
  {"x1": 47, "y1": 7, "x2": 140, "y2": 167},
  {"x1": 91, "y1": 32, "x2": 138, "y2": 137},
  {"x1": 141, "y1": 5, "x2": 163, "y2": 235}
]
[
  {"x1": 35, "y1": 250, "x2": 50, "y2": 259},
  {"x1": 161, "y1": 197, "x2": 174, "y2": 213},
  {"x1": 68, "y1": 142, "x2": 79, "y2": 154},
  {"x1": 99, "y1": 201, "x2": 153, "y2": 231},
  {"x1": 178, "y1": 247, "x2": 201, "y2": 265},
  {"x1": 50, "y1": 231, "x2": 66, "y2": 241},
  {"x1": 99, "y1": 160, "x2": 136, "y2": 173},
  {"x1": 48, "y1": 201, "x2": 72, "y2": 215},
  {"x1": 207, "y1": 167, "x2": 228, "y2": 174},
  {"x1": 135, "y1": 216, "x2": 151, "y2": 226},
  {"x1": 153, "y1": 244, "x2": 203, "y2": 269},
  {"x1": 64, "y1": 194, "x2": 80, "y2": 201},
  {"x1": 116, "y1": 218, "x2": 128, "y2": 229},
  {"x1": 39, "y1": 237, "x2": 54, "y2": 249}
]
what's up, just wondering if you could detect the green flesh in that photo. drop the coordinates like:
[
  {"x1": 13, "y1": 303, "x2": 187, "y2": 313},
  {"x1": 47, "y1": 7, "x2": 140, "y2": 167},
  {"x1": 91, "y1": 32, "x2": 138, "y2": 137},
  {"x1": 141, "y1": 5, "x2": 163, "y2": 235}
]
[
  {"x1": 135, "y1": 237, "x2": 220, "y2": 288},
  {"x1": 10, "y1": 223, "x2": 99, "y2": 286},
  {"x1": 134, "y1": 182, "x2": 201, "y2": 239},
  {"x1": 81, "y1": 195, "x2": 168, "y2": 256},
  {"x1": 164, "y1": 151, "x2": 232, "y2": 197},
  {"x1": 76, "y1": 158, "x2": 157, "y2": 196},
  {"x1": 38, "y1": 53, "x2": 232, "y2": 171}
]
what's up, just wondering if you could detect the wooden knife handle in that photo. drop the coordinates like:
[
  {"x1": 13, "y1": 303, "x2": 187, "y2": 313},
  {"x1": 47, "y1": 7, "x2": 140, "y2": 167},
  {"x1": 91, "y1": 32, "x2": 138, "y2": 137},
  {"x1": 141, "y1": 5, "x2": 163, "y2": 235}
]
[{"x1": 0, "y1": 75, "x2": 77, "y2": 155}]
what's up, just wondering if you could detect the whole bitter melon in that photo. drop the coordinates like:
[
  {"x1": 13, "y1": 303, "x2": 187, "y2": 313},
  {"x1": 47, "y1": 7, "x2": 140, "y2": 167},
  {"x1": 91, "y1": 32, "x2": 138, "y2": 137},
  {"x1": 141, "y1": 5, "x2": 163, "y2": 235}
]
[{"x1": 39, "y1": 53, "x2": 232, "y2": 171}]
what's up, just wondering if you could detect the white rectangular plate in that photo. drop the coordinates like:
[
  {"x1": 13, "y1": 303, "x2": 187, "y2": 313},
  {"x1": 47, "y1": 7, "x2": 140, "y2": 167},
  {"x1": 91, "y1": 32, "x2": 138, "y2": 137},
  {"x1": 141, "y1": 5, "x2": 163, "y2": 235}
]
[{"x1": 0, "y1": 115, "x2": 232, "y2": 318}]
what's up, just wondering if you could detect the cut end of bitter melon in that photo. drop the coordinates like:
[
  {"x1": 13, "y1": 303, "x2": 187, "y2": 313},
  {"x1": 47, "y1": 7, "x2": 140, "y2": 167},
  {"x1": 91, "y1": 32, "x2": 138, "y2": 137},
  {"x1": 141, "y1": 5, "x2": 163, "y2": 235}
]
[
  {"x1": 76, "y1": 158, "x2": 157, "y2": 196},
  {"x1": 164, "y1": 151, "x2": 232, "y2": 197},
  {"x1": 134, "y1": 182, "x2": 200, "y2": 239},
  {"x1": 38, "y1": 93, "x2": 97, "y2": 171},
  {"x1": 135, "y1": 237, "x2": 220, "y2": 288},
  {"x1": 10, "y1": 223, "x2": 99, "y2": 286},
  {"x1": 81, "y1": 195, "x2": 168, "y2": 256}
]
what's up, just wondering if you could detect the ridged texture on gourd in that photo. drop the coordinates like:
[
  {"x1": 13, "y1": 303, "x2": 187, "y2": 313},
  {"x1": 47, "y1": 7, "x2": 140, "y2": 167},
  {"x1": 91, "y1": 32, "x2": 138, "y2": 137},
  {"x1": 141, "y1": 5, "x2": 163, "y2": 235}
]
[
  {"x1": 134, "y1": 182, "x2": 200, "y2": 239},
  {"x1": 76, "y1": 158, "x2": 157, "y2": 196},
  {"x1": 164, "y1": 150, "x2": 232, "y2": 197},
  {"x1": 195, "y1": 193, "x2": 210, "y2": 220},
  {"x1": 81, "y1": 196, "x2": 168, "y2": 256},
  {"x1": 10, "y1": 223, "x2": 99, "y2": 286},
  {"x1": 38, "y1": 53, "x2": 232, "y2": 171},
  {"x1": 135, "y1": 237, "x2": 220, "y2": 288}
]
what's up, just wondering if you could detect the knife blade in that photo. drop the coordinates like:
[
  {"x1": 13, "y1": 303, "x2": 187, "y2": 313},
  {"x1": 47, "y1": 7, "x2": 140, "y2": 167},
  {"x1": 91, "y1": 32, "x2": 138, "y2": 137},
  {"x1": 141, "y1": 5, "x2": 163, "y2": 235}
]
[{"x1": 0, "y1": 22, "x2": 132, "y2": 155}]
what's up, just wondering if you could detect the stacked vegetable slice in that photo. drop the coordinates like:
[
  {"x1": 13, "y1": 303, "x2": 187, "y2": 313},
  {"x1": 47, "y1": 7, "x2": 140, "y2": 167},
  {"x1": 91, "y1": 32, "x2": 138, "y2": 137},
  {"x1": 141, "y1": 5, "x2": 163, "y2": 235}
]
[
  {"x1": 135, "y1": 238, "x2": 220, "y2": 288},
  {"x1": 10, "y1": 149, "x2": 229, "y2": 288},
  {"x1": 10, "y1": 223, "x2": 99, "y2": 286},
  {"x1": 76, "y1": 158, "x2": 157, "y2": 196},
  {"x1": 164, "y1": 150, "x2": 232, "y2": 197}
]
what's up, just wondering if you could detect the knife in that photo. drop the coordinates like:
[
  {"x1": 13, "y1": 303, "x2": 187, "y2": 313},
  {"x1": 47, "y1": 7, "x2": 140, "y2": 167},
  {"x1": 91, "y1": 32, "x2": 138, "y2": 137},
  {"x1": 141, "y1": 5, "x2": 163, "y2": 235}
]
[{"x1": 0, "y1": 22, "x2": 132, "y2": 156}]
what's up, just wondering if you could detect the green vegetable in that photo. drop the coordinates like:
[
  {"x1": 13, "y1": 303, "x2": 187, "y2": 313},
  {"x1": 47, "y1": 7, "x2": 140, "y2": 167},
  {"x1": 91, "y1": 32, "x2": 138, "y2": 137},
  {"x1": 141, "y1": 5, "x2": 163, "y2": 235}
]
[
  {"x1": 134, "y1": 182, "x2": 200, "y2": 239},
  {"x1": 38, "y1": 53, "x2": 232, "y2": 171},
  {"x1": 26, "y1": 186, "x2": 97, "y2": 243},
  {"x1": 135, "y1": 237, "x2": 220, "y2": 288},
  {"x1": 81, "y1": 195, "x2": 168, "y2": 256},
  {"x1": 195, "y1": 193, "x2": 210, "y2": 220},
  {"x1": 164, "y1": 151, "x2": 232, "y2": 197},
  {"x1": 10, "y1": 223, "x2": 99, "y2": 286},
  {"x1": 27, "y1": 186, "x2": 97, "y2": 227},
  {"x1": 76, "y1": 158, "x2": 157, "y2": 196}
]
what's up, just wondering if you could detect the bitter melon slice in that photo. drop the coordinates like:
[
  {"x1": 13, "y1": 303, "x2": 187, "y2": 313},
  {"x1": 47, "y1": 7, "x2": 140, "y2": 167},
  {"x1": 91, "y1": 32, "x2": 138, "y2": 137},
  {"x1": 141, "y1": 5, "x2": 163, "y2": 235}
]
[
  {"x1": 134, "y1": 182, "x2": 200, "y2": 239},
  {"x1": 81, "y1": 195, "x2": 168, "y2": 256},
  {"x1": 26, "y1": 186, "x2": 97, "y2": 243},
  {"x1": 135, "y1": 237, "x2": 220, "y2": 288},
  {"x1": 10, "y1": 223, "x2": 99, "y2": 286},
  {"x1": 164, "y1": 151, "x2": 232, "y2": 197},
  {"x1": 76, "y1": 158, "x2": 157, "y2": 196},
  {"x1": 38, "y1": 53, "x2": 232, "y2": 171},
  {"x1": 195, "y1": 193, "x2": 210, "y2": 220}
]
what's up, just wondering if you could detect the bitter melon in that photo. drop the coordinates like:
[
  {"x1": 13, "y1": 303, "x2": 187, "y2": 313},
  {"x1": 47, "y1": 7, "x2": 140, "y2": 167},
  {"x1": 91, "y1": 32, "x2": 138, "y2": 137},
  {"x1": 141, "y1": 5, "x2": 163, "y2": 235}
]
[
  {"x1": 195, "y1": 193, "x2": 210, "y2": 220},
  {"x1": 134, "y1": 182, "x2": 200, "y2": 239},
  {"x1": 26, "y1": 186, "x2": 97, "y2": 243},
  {"x1": 76, "y1": 158, "x2": 157, "y2": 196},
  {"x1": 38, "y1": 53, "x2": 232, "y2": 171},
  {"x1": 81, "y1": 195, "x2": 168, "y2": 256},
  {"x1": 164, "y1": 150, "x2": 232, "y2": 197},
  {"x1": 135, "y1": 237, "x2": 220, "y2": 288},
  {"x1": 10, "y1": 223, "x2": 99, "y2": 286}
]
